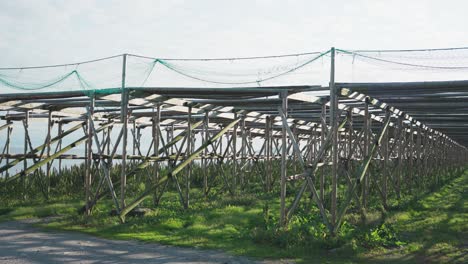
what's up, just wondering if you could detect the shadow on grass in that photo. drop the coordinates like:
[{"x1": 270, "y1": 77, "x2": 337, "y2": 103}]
[
  {"x1": 363, "y1": 174, "x2": 468, "y2": 264},
  {"x1": 2, "y1": 172, "x2": 467, "y2": 264}
]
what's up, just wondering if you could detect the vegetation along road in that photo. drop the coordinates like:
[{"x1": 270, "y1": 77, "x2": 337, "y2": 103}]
[{"x1": 0, "y1": 171, "x2": 467, "y2": 263}]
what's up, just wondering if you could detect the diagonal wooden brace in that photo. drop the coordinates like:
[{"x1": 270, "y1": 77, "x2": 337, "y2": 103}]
[
  {"x1": 118, "y1": 118, "x2": 241, "y2": 222},
  {"x1": 334, "y1": 111, "x2": 392, "y2": 233},
  {"x1": 0, "y1": 122, "x2": 85, "y2": 174},
  {"x1": 5, "y1": 121, "x2": 113, "y2": 183}
]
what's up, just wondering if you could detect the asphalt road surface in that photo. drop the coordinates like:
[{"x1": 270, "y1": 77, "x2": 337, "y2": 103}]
[{"x1": 0, "y1": 219, "x2": 284, "y2": 264}]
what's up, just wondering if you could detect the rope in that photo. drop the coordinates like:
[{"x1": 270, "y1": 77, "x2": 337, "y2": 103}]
[
  {"x1": 337, "y1": 49, "x2": 468, "y2": 70},
  {"x1": 0, "y1": 54, "x2": 123, "y2": 70},
  {"x1": 128, "y1": 51, "x2": 324, "y2": 61},
  {"x1": 155, "y1": 50, "x2": 330, "y2": 85},
  {"x1": 345, "y1": 46, "x2": 468, "y2": 53},
  {"x1": 2, "y1": 46, "x2": 468, "y2": 70}
]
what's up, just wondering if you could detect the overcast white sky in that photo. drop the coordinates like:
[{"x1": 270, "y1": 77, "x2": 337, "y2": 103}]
[
  {"x1": 1, "y1": 0, "x2": 468, "y2": 67},
  {"x1": 1, "y1": 0, "x2": 468, "y2": 160}
]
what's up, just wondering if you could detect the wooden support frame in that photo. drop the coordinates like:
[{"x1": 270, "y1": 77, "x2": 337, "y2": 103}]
[{"x1": 1, "y1": 57, "x2": 467, "y2": 236}]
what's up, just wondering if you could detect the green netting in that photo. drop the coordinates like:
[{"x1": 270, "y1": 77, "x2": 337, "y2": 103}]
[
  {"x1": 154, "y1": 50, "x2": 330, "y2": 85},
  {"x1": 334, "y1": 47, "x2": 468, "y2": 83},
  {"x1": 82, "y1": 88, "x2": 122, "y2": 96},
  {"x1": 2, "y1": 47, "x2": 468, "y2": 94},
  {"x1": 0, "y1": 55, "x2": 123, "y2": 94},
  {"x1": 0, "y1": 70, "x2": 78, "y2": 91}
]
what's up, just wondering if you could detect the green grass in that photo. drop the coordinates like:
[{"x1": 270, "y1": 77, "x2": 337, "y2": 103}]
[
  {"x1": 364, "y1": 173, "x2": 468, "y2": 263},
  {"x1": 1, "y1": 172, "x2": 467, "y2": 263},
  {"x1": 0, "y1": 200, "x2": 81, "y2": 222}
]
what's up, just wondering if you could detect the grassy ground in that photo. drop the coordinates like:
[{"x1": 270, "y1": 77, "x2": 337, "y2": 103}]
[
  {"x1": 362, "y1": 173, "x2": 468, "y2": 263},
  {"x1": 1, "y1": 172, "x2": 467, "y2": 263}
]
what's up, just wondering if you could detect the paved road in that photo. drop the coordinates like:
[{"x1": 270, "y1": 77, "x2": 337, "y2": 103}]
[{"x1": 0, "y1": 219, "x2": 280, "y2": 264}]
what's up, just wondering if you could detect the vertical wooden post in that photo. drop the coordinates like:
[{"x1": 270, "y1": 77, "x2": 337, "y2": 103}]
[
  {"x1": 320, "y1": 103, "x2": 326, "y2": 203},
  {"x1": 240, "y1": 115, "x2": 246, "y2": 189},
  {"x1": 292, "y1": 121, "x2": 298, "y2": 176},
  {"x1": 421, "y1": 129, "x2": 427, "y2": 188},
  {"x1": 5, "y1": 126, "x2": 12, "y2": 179},
  {"x1": 382, "y1": 110, "x2": 390, "y2": 209},
  {"x1": 153, "y1": 105, "x2": 161, "y2": 204},
  {"x1": 169, "y1": 124, "x2": 174, "y2": 155},
  {"x1": 362, "y1": 99, "x2": 369, "y2": 208},
  {"x1": 132, "y1": 119, "x2": 137, "y2": 157},
  {"x1": 233, "y1": 113, "x2": 238, "y2": 193},
  {"x1": 203, "y1": 111, "x2": 209, "y2": 196},
  {"x1": 329, "y1": 47, "x2": 338, "y2": 229},
  {"x1": 46, "y1": 110, "x2": 52, "y2": 199},
  {"x1": 85, "y1": 95, "x2": 95, "y2": 215},
  {"x1": 416, "y1": 126, "x2": 422, "y2": 191},
  {"x1": 120, "y1": 53, "x2": 128, "y2": 210},
  {"x1": 57, "y1": 122, "x2": 63, "y2": 175},
  {"x1": 280, "y1": 91, "x2": 288, "y2": 226},
  {"x1": 106, "y1": 118, "x2": 112, "y2": 158},
  {"x1": 22, "y1": 111, "x2": 29, "y2": 200},
  {"x1": 265, "y1": 116, "x2": 271, "y2": 192},
  {"x1": 309, "y1": 125, "x2": 315, "y2": 164},
  {"x1": 185, "y1": 106, "x2": 192, "y2": 209},
  {"x1": 408, "y1": 123, "x2": 414, "y2": 191},
  {"x1": 396, "y1": 116, "x2": 404, "y2": 199},
  {"x1": 347, "y1": 109, "x2": 353, "y2": 173}
]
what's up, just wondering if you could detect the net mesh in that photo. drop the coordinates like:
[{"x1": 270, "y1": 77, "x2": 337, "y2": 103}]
[
  {"x1": 336, "y1": 47, "x2": 468, "y2": 83},
  {"x1": 2, "y1": 47, "x2": 468, "y2": 94}
]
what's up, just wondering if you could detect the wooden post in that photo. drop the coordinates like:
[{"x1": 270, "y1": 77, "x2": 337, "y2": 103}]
[
  {"x1": 241, "y1": 115, "x2": 246, "y2": 189},
  {"x1": 57, "y1": 122, "x2": 63, "y2": 175},
  {"x1": 46, "y1": 110, "x2": 53, "y2": 199},
  {"x1": 132, "y1": 119, "x2": 137, "y2": 158},
  {"x1": 292, "y1": 121, "x2": 298, "y2": 177},
  {"x1": 169, "y1": 124, "x2": 174, "y2": 155},
  {"x1": 397, "y1": 116, "x2": 403, "y2": 199},
  {"x1": 0, "y1": 122, "x2": 85, "y2": 174},
  {"x1": 22, "y1": 111, "x2": 29, "y2": 200},
  {"x1": 120, "y1": 53, "x2": 128, "y2": 209},
  {"x1": 347, "y1": 109, "x2": 353, "y2": 173},
  {"x1": 382, "y1": 110, "x2": 390, "y2": 209},
  {"x1": 85, "y1": 95, "x2": 95, "y2": 215},
  {"x1": 408, "y1": 123, "x2": 414, "y2": 191},
  {"x1": 185, "y1": 106, "x2": 192, "y2": 209},
  {"x1": 5, "y1": 126, "x2": 12, "y2": 179},
  {"x1": 329, "y1": 47, "x2": 338, "y2": 229},
  {"x1": 279, "y1": 107, "x2": 342, "y2": 232},
  {"x1": 320, "y1": 103, "x2": 326, "y2": 203},
  {"x1": 203, "y1": 111, "x2": 209, "y2": 196},
  {"x1": 5, "y1": 122, "x2": 113, "y2": 184},
  {"x1": 265, "y1": 116, "x2": 271, "y2": 192},
  {"x1": 119, "y1": 118, "x2": 241, "y2": 222},
  {"x1": 233, "y1": 113, "x2": 238, "y2": 193},
  {"x1": 308, "y1": 126, "x2": 315, "y2": 164},
  {"x1": 416, "y1": 126, "x2": 422, "y2": 191},
  {"x1": 153, "y1": 105, "x2": 161, "y2": 205},
  {"x1": 333, "y1": 112, "x2": 392, "y2": 232},
  {"x1": 280, "y1": 91, "x2": 288, "y2": 226},
  {"x1": 362, "y1": 99, "x2": 369, "y2": 208}
]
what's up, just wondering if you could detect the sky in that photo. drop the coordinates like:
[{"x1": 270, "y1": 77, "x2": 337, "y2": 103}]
[{"x1": 1, "y1": 0, "x2": 468, "y2": 67}]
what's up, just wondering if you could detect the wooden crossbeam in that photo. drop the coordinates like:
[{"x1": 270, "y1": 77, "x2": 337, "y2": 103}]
[
  {"x1": 118, "y1": 117, "x2": 241, "y2": 222},
  {"x1": 5, "y1": 122, "x2": 114, "y2": 183},
  {"x1": 279, "y1": 107, "x2": 349, "y2": 232},
  {"x1": 0, "y1": 122, "x2": 85, "y2": 174},
  {"x1": 334, "y1": 111, "x2": 392, "y2": 233}
]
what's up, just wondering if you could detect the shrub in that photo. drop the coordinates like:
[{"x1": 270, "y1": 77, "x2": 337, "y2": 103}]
[{"x1": 357, "y1": 223, "x2": 406, "y2": 249}]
